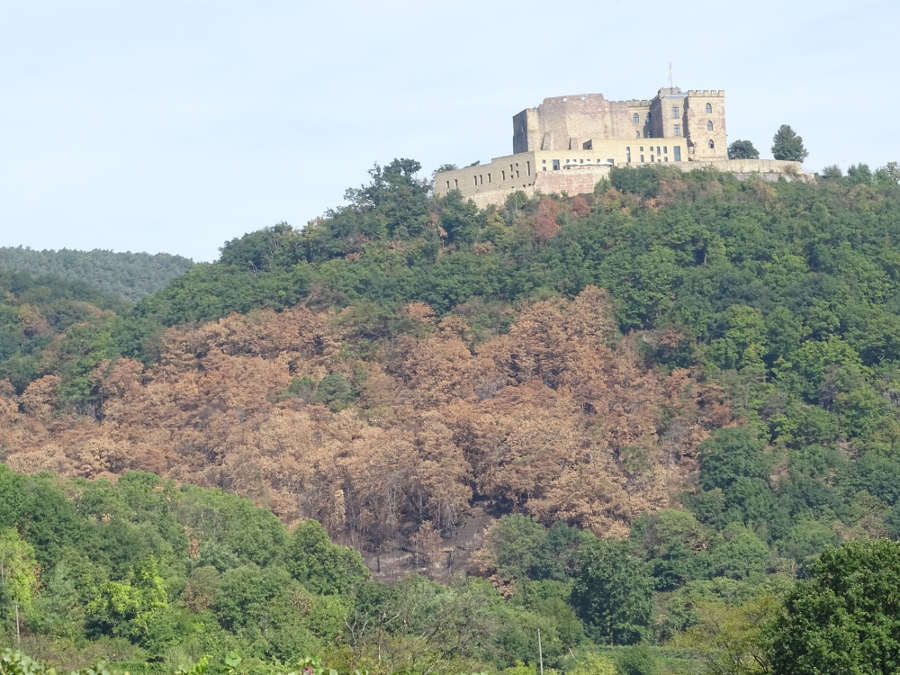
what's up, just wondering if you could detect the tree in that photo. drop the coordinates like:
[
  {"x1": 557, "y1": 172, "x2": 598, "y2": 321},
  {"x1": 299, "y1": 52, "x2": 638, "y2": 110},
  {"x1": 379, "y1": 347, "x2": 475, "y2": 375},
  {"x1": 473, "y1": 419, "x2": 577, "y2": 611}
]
[
  {"x1": 0, "y1": 529, "x2": 38, "y2": 644},
  {"x1": 285, "y1": 520, "x2": 369, "y2": 595},
  {"x1": 675, "y1": 593, "x2": 780, "y2": 674},
  {"x1": 771, "y1": 125, "x2": 808, "y2": 162},
  {"x1": 728, "y1": 140, "x2": 760, "y2": 160},
  {"x1": 771, "y1": 539, "x2": 900, "y2": 674},
  {"x1": 571, "y1": 539, "x2": 653, "y2": 644}
]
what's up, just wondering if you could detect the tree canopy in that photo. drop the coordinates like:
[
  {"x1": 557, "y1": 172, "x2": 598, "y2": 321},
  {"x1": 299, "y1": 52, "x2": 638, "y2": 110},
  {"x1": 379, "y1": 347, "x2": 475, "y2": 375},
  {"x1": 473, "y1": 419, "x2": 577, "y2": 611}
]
[
  {"x1": 771, "y1": 539, "x2": 900, "y2": 674},
  {"x1": 727, "y1": 139, "x2": 760, "y2": 160},
  {"x1": 771, "y1": 124, "x2": 809, "y2": 162}
]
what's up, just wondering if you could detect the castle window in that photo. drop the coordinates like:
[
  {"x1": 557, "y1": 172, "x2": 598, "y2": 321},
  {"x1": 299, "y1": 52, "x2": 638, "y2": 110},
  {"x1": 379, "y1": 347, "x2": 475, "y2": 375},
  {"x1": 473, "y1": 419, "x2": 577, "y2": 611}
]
[
  {"x1": 526, "y1": 161, "x2": 531, "y2": 175},
  {"x1": 640, "y1": 155, "x2": 645, "y2": 163},
  {"x1": 664, "y1": 156, "x2": 668, "y2": 162},
  {"x1": 705, "y1": 102, "x2": 712, "y2": 113},
  {"x1": 474, "y1": 176, "x2": 478, "y2": 186},
  {"x1": 640, "y1": 146, "x2": 644, "y2": 152},
  {"x1": 446, "y1": 181, "x2": 450, "y2": 190},
  {"x1": 626, "y1": 147, "x2": 631, "y2": 163},
  {"x1": 542, "y1": 167, "x2": 547, "y2": 171},
  {"x1": 635, "y1": 130, "x2": 640, "y2": 138},
  {"x1": 454, "y1": 179, "x2": 459, "y2": 189},
  {"x1": 674, "y1": 146, "x2": 681, "y2": 161},
  {"x1": 633, "y1": 113, "x2": 640, "y2": 124},
  {"x1": 542, "y1": 159, "x2": 546, "y2": 163},
  {"x1": 672, "y1": 106, "x2": 680, "y2": 118},
  {"x1": 488, "y1": 173, "x2": 492, "y2": 183},
  {"x1": 607, "y1": 158, "x2": 614, "y2": 165},
  {"x1": 674, "y1": 123, "x2": 681, "y2": 136},
  {"x1": 707, "y1": 120, "x2": 714, "y2": 131},
  {"x1": 651, "y1": 155, "x2": 655, "y2": 162},
  {"x1": 502, "y1": 170, "x2": 506, "y2": 180},
  {"x1": 579, "y1": 158, "x2": 584, "y2": 163},
  {"x1": 552, "y1": 159, "x2": 560, "y2": 170},
  {"x1": 664, "y1": 146, "x2": 668, "y2": 153},
  {"x1": 657, "y1": 146, "x2": 661, "y2": 155},
  {"x1": 708, "y1": 139, "x2": 715, "y2": 149}
]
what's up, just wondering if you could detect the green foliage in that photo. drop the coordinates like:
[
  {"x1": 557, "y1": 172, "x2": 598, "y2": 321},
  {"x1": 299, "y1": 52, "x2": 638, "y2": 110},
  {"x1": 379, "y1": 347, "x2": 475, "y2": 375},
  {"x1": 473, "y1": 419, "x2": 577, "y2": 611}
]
[
  {"x1": 0, "y1": 528, "x2": 39, "y2": 619},
  {"x1": 84, "y1": 558, "x2": 169, "y2": 645},
  {"x1": 727, "y1": 140, "x2": 759, "y2": 160},
  {"x1": 771, "y1": 124, "x2": 808, "y2": 162},
  {"x1": 571, "y1": 539, "x2": 653, "y2": 645},
  {"x1": 285, "y1": 520, "x2": 369, "y2": 595},
  {"x1": 0, "y1": 248, "x2": 193, "y2": 303},
  {"x1": 629, "y1": 510, "x2": 710, "y2": 590},
  {"x1": 771, "y1": 539, "x2": 900, "y2": 674},
  {"x1": 487, "y1": 516, "x2": 588, "y2": 584},
  {"x1": 610, "y1": 165, "x2": 664, "y2": 198},
  {"x1": 566, "y1": 652, "x2": 616, "y2": 675},
  {"x1": 691, "y1": 428, "x2": 778, "y2": 530},
  {"x1": 707, "y1": 524, "x2": 769, "y2": 580},
  {"x1": 674, "y1": 593, "x2": 780, "y2": 674},
  {"x1": 219, "y1": 223, "x2": 303, "y2": 272},
  {"x1": 615, "y1": 645, "x2": 659, "y2": 675},
  {"x1": 0, "y1": 649, "x2": 56, "y2": 674}
]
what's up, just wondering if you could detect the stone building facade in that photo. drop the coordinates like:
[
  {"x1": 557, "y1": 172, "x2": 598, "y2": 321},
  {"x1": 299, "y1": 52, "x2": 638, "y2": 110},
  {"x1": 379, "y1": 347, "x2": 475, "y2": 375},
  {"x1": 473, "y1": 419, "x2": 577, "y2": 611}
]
[
  {"x1": 433, "y1": 86, "x2": 806, "y2": 207},
  {"x1": 512, "y1": 87, "x2": 726, "y2": 161}
]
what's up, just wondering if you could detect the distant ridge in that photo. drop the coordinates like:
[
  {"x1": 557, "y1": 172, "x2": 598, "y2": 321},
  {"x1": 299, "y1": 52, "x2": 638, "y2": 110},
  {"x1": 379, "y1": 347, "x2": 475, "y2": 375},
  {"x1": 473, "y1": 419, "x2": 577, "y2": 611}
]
[{"x1": 0, "y1": 246, "x2": 193, "y2": 302}]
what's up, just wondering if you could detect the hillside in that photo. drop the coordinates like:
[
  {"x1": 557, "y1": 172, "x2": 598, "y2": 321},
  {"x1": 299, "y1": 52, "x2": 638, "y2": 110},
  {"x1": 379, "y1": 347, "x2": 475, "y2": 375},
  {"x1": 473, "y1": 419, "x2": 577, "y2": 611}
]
[
  {"x1": 0, "y1": 269, "x2": 126, "y2": 395},
  {"x1": 0, "y1": 160, "x2": 899, "y2": 671},
  {"x1": 0, "y1": 247, "x2": 193, "y2": 303}
]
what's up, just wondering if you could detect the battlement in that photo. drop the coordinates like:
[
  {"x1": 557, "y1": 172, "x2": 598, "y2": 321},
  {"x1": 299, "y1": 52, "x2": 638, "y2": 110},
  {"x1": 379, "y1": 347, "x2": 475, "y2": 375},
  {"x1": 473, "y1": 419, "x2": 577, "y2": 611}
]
[
  {"x1": 540, "y1": 93, "x2": 609, "y2": 106},
  {"x1": 622, "y1": 99, "x2": 652, "y2": 106},
  {"x1": 687, "y1": 89, "x2": 725, "y2": 97}
]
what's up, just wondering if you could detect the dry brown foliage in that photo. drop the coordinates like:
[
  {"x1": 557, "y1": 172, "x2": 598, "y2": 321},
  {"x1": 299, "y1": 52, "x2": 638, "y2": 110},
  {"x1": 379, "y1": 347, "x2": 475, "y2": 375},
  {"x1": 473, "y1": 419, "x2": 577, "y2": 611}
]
[{"x1": 0, "y1": 287, "x2": 732, "y2": 553}]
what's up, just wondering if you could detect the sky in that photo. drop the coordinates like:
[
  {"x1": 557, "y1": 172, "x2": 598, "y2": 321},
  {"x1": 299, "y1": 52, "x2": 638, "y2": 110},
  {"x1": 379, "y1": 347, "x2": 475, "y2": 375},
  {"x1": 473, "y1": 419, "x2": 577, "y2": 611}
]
[{"x1": 2, "y1": 0, "x2": 898, "y2": 261}]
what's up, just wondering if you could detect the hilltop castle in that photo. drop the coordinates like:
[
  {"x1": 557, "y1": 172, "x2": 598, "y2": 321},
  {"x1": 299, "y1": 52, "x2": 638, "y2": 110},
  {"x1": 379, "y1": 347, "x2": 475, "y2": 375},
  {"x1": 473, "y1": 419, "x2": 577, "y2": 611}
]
[{"x1": 434, "y1": 86, "x2": 805, "y2": 207}]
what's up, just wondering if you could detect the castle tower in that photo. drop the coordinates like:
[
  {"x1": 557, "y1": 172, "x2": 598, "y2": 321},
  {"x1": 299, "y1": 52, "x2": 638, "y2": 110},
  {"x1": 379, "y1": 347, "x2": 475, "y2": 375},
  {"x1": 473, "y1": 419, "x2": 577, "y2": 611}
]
[{"x1": 684, "y1": 90, "x2": 726, "y2": 160}]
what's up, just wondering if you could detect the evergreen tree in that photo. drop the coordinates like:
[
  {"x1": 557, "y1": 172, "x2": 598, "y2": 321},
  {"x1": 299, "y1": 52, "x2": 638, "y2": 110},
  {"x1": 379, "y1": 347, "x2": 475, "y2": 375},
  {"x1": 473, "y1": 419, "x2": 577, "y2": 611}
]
[{"x1": 771, "y1": 124, "x2": 808, "y2": 161}]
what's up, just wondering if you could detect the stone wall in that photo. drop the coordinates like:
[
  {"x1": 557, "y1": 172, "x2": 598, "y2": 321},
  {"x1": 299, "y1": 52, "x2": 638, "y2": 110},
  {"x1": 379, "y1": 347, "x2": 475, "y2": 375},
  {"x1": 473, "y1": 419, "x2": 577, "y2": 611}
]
[
  {"x1": 433, "y1": 152, "x2": 539, "y2": 202},
  {"x1": 513, "y1": 93, "x2": 653, "y2": 151},
  {"x1": 534, "y1": 165, "x2": 611, "y2": 196},
  {"x1": 433, "y1": 158, "x2": 810, "y2": 209}
]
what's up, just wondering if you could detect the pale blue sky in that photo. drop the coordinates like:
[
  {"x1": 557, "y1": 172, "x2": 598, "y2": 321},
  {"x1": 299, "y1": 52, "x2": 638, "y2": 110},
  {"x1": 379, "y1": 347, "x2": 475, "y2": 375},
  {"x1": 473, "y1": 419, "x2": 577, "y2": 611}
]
[{"x1": 2, "y1": 0, "x2": 897, "y2": 261}]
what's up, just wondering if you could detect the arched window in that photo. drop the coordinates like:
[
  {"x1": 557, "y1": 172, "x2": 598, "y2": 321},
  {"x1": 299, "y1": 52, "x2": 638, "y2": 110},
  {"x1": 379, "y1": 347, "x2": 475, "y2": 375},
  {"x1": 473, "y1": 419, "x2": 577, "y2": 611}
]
[
  {"x1": 708, "y1": 139, "x2": 715, "y2": 149},
  {"x1": 707, "y1": 120, "x2": 714, "y2": 131},
  {"x1": 635, "y1": 130, "x2": 640, "y2": 138},
  {"x1": 705, "y1": 103, "x2": 712, "y2": 113},
  {"x1": 633, "y1": 113, "x2": 640, "y2": 124}
]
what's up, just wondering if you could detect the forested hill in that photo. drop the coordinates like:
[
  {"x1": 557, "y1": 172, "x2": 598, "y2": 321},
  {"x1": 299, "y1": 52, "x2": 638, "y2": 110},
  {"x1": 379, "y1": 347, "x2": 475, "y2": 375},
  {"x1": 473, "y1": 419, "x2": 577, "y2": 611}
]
[
  {"x1": 0, "y1": 247, "x2": 193, "y2": 302},
  {"x1": 1, "y1": 160, "x2": 899, "y2": 672}
]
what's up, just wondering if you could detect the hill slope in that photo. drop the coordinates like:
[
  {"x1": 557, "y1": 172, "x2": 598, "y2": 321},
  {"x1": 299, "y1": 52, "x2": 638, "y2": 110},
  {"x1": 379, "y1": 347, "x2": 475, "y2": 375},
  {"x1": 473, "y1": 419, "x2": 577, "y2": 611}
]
[{"x1": 0, "y1": 160, "x2": 898, "y2": 672}]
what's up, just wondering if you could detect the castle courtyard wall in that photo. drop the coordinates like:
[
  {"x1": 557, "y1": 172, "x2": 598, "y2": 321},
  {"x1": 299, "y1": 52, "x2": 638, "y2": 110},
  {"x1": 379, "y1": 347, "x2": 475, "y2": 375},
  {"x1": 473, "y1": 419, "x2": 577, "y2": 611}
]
[{"x1": 434, "y1": 158, "x2": 809, "y2": 208}]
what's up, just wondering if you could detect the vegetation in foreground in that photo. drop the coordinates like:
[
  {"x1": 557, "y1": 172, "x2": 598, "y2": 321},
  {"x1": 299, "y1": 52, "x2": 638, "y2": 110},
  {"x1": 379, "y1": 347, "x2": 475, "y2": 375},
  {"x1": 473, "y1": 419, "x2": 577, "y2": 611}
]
[{"x1": 0, "y1": 466, "x2": 897, "y2": 673}]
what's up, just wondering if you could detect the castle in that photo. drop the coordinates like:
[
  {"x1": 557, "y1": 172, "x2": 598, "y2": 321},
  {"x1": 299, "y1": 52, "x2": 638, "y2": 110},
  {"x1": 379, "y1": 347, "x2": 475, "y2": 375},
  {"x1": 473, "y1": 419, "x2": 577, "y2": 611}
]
[{"x1": 433, "y1": 87, "x2": 806, "y2": 207}]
